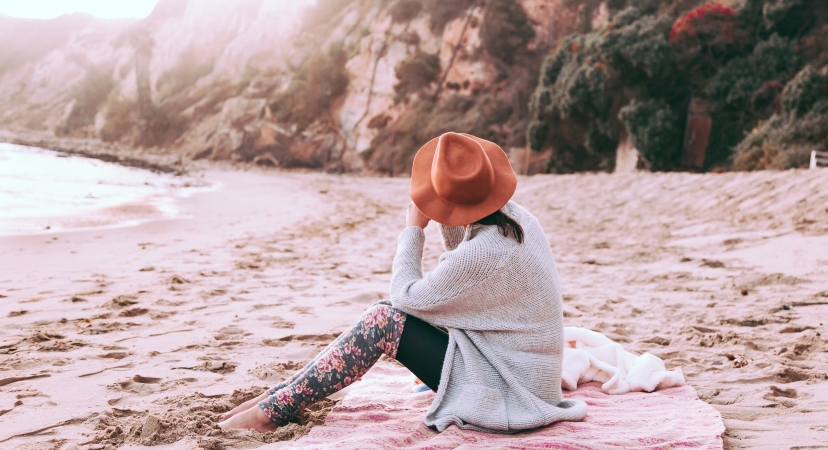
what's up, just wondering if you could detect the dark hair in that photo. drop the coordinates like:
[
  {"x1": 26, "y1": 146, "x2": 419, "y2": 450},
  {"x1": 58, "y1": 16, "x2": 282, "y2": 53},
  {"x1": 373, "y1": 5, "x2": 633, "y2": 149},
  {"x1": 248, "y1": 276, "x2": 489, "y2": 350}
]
[{"x1": 475, "y1": 210, "x2": 524, "y2": 243}]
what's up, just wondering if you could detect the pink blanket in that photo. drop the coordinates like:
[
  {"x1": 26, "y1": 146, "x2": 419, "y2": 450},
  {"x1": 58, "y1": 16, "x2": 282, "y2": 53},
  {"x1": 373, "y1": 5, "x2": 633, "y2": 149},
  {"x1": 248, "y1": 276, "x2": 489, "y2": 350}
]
[{"x1": 264, "y1": 362, "x2": 724, "y2": 449}]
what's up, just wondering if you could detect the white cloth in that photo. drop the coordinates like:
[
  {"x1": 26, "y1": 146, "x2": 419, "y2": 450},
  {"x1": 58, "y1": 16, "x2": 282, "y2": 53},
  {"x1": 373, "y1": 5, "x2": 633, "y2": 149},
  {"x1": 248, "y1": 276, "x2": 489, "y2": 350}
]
[{"x1": 561, "y1": 327, "x2": 686, "y2": 394}]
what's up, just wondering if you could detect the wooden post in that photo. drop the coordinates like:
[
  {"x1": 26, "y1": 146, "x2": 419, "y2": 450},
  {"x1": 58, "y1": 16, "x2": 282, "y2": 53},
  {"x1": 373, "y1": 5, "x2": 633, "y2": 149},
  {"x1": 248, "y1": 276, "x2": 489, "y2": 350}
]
[
  {"x1": 811, "y1": 150, "x2": 817, "y2": 169},
  {"x1": 682, "y1": 98, "x2": 713, "y2": 170}
]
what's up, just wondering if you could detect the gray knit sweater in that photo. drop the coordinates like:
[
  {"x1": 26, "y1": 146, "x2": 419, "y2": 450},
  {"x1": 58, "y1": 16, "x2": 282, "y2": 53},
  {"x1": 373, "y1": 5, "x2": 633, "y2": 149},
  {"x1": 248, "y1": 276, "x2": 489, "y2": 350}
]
[{"x1": 390, "y1": 201, "x2": 588, "y2": 433}]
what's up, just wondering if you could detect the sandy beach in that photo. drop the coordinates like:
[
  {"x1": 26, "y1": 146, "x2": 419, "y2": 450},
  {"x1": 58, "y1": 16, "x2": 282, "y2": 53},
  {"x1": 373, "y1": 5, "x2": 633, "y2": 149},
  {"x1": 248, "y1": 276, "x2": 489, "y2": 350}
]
[{"x1": 1, "y1": 167, "x2": 827, "y2": 449}]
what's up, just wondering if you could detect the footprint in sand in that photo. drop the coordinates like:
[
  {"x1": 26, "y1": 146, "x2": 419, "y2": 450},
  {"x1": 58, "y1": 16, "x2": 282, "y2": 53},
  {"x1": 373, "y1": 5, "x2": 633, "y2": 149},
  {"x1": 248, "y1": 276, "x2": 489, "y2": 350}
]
[
  {"x1": 701, "y1": 259, "x2": 724, "y2": 269},
  {"x1": 119, "y1": 308, "x2": 148, "y2": 317},
  {"x1": 173, "y1": 361, "x2": 237, "y2": 374},
  {"x1": 641, "y1": 336, "x2": 671, "y2": 346},
  {"x1": 213, "y1": 326, "x2": 251, "y2": 341},
  {"x1": 0, "y1": 373, "x2": 51, "y2": 388},
  {"x1": 776, "y1": 366, "x2": 815, "y2": 383},
  {"x1": 99, "y1": 352, "x2": 131, "y2": 360},
  {"x1": 150, "y1": 311, "x2": 176, "y2": 320},
  {"x1": 762, "y1": 386, "x2": 798, "y2": 407},
  {"x1": 168, "y1": 275, "x2": 190, "y2": 284},
  {"x1": 767, "y1": 385, "x2": 798, "y2": 398},
  {"x1": 204, "y1": 289, "x2": 228, "y2": 297},
  {"x1": 249, "y1": 302, "x2": 283, "y2": 311},
  {"x1": 108, "y1": 295, "x2": 138, "y2": 308},
  {"x1": 257, "y1": 315, "x2": 296, "y2": 329},
  {"x1": 133, "y1": 375, "x2": 162, "y2": 383},
  {"x1": 327, "y1": 300, "x2": 351, "y2": 307},
  {"x1": 155, "y1": 299, "x2": 186, "y2": 307},
  {"x1": 263, "y1": 333, "x2": 339, "y2": 348},
  {"x1": 290, "y1": 306, "x2": 314, "y2": 315},
  {"x1": 112, "y1": 375, "x2": 162, "y2": 395},
  {"x1": 789, "y1": 334, "x2": 822, "y2": 356},
  {"x1": 0, "y1": 393, "x2": 23, "y2": 416},
  {"x1": 160, "y1": 377, "x2": 198, "y2": 389}
]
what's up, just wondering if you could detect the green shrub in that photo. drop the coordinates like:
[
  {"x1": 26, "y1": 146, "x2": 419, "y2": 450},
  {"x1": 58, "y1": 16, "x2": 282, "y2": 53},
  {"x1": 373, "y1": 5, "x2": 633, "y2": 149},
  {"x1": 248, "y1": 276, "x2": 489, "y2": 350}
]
[
  {"x1": 781, "y1": 65, "x2": 828, "y2": 116},
  {"x1": 100, "y1": 96, "x2": 140, "y2": 143},
  {"x1": 612, "y1": 6, "x2": 648, "y2": 27},
  {"x1": 762, "y1": 0, "x2": 812, "y2": 36},
  {"x1": 155, "y1": 50, "x2": 214, "y2": 98},
  {"x1": 627, "y1": 0, "x2": 662, "y2": 14},
  {"x1": 428, "y1": 0, "x2": 475, "y2": 33},
  {"x1": 733, "y1": 109, "x2": 828, "y2": 170},
  {"x1": 369, "y1": 93, "x2": 514, "y2": 175},
  {"x1": 563, "y1": 0, "x2": 604, "y2": 33},
  {"x1": 524, "y1": 0, "x2": 828, "y2": 172},
  {"x1": 600, "y1": 14, "x2": 675, "y2": 80},
  {"x1": 733, "y1": 66, "x2": 828, "y2": 170},
  {"x1": 269, "y1": 42, "x2": 349, "y2": 130},
  {"x1": 704, "y1": 34, "x2": 798, "y2": 106},
  {"x1": 528, "y1": 11, "x2": 679, "y2": 171},
  {"x1": 394, "y1": 51, "x2": 441, "y2": 99},
  {"x1": 527, "y1": 121, "x2": 548, "y2": 151},
  {"x1": 531, "y1": 33, "x2": 613, "y2": 123},
  {"x1": 480, "y1": 0, "x2": 535, "y2": 64},
  {"x1": 702, "y1": 33, "x2": 800, "y2": 167},
  {"x1": 389, "y1": 0, "x2": 423, "y2": 22},
  {"x1": 619, "y1": 98, "x2": 681, "y2": 170},
  {"x1": 57, "y1": 64, "x2": 115, "y2": 136}
]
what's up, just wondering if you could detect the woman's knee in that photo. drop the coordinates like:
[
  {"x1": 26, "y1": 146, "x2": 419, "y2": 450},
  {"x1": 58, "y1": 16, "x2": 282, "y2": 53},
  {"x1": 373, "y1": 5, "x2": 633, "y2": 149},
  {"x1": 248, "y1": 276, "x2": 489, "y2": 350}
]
[
  {"x1": 363, "y1": 303, "x2": 390, "y2": 323},
  {"x1": 365, "y1": 301, "x2": 399, "y2": 319},
  {"x1": 361, "y1": 303, "x2": 406, "y2": 350}
]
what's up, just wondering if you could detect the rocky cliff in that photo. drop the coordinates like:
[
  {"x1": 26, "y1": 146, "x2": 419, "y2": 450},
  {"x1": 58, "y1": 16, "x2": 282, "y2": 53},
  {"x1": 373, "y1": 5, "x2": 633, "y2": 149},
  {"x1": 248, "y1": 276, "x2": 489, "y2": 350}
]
[{"x1": 0, "y1": 0, "x2": 598, "y2": 174}]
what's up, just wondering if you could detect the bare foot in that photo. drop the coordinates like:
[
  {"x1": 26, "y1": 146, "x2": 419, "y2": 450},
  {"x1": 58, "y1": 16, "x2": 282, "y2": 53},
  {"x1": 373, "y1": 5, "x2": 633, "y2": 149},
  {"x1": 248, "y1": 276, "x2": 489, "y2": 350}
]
[
  {"x1": 218, "y1": 404, "x2": 279, "y2": 433},
  {"x1": 222, "y1": 391, "x2": 269, "y2": 421}
]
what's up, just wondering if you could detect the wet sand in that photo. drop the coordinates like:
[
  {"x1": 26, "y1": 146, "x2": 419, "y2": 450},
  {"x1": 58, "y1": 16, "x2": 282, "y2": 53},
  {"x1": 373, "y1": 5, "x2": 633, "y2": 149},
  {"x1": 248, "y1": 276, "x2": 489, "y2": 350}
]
[{"x1": 1, "y1": 168, "x2": 827, "y2": 449}]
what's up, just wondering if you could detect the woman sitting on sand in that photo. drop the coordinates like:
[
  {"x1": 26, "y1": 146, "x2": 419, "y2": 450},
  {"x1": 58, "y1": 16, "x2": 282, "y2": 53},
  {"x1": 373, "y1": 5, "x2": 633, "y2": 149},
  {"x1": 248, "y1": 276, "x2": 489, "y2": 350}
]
[{"x1": 219, "y1": 132, "x2": 588, "y2": 433}]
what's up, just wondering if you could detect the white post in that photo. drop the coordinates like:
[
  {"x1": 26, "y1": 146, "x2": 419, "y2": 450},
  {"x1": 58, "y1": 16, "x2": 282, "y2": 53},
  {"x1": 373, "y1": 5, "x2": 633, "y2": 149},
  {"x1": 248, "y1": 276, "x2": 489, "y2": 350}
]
[{"x1": 811, "y1": 151, "x2": 817, "y2": 170}]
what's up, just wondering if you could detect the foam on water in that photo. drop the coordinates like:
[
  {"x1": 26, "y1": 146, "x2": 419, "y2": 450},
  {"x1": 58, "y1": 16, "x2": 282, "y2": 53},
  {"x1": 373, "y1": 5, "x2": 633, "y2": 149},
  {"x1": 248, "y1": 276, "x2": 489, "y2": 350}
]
[{"x1": 0, "y1": 143, "x2": 215, "y2": 235}]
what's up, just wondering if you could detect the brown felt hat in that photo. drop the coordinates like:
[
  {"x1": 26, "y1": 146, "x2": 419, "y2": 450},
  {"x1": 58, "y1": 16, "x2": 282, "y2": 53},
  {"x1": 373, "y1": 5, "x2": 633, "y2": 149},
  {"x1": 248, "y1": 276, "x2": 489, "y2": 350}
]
[{"x1": 410, "y1": 132, "x2": 517, "y2": 226}]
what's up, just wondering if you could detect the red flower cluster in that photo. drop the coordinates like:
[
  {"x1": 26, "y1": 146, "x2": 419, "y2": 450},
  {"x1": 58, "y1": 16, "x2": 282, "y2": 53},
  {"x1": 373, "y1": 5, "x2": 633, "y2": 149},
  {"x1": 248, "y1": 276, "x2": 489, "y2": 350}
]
[{"x1": 669, "y1": 3, "x2": 736, "y2": 44}]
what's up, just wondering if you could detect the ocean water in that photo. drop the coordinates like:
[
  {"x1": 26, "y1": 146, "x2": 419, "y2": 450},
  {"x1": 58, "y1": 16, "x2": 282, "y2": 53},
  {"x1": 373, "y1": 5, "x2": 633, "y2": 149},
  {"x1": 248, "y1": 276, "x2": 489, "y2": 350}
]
[{"x1": 0, "y1": 143, "x2": 213, "y2": 235}]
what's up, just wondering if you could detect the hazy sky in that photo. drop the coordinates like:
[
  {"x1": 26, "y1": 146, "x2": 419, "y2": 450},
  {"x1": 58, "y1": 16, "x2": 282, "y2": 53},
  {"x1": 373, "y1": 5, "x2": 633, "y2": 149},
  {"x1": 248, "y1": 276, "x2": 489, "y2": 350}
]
[{"x1": 0, "y1": 0, "x2": 160, "y2": 19}]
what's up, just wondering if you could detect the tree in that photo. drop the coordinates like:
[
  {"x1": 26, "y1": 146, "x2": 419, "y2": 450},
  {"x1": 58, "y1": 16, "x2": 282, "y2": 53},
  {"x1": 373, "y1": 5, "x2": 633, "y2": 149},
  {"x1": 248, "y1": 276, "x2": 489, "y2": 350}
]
[{"x1": 528, "y1": 0, "x2": 827, "y2": 172}]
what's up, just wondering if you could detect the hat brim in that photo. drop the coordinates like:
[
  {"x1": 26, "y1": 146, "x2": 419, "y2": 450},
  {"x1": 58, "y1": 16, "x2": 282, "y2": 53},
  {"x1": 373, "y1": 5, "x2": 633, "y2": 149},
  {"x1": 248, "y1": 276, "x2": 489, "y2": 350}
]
[{"x1": 410, "y1": 134, "x2": 517, "y2": 227}]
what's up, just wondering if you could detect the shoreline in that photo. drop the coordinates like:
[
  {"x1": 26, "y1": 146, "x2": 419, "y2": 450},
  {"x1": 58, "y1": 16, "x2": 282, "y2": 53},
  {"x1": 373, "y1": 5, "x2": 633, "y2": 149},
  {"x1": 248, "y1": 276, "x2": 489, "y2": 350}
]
[
  {"x1": 0, "y1": 129, "x2": 190, "y2": 175},
  {"x1": 0, "y1": 142, "x2": 219, "y2": 237},
  {"x1": 0, "y1": 129, "x2": 391, "y2": 179}
]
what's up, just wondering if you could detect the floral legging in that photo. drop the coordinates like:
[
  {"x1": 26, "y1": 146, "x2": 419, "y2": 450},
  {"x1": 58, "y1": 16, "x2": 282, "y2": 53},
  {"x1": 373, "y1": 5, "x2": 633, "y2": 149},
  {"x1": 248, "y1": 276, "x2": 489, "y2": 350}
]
[{"x1": 258, "y1": 301, "x2": 407, "y2": 425}]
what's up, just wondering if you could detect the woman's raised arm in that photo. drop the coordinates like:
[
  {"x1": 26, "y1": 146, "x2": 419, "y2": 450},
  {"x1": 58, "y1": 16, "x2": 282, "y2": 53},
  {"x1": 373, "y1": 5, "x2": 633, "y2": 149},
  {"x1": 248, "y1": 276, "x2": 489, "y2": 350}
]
[{"x1": 388, "y1": 225, "x2": 510, "y2": 327}]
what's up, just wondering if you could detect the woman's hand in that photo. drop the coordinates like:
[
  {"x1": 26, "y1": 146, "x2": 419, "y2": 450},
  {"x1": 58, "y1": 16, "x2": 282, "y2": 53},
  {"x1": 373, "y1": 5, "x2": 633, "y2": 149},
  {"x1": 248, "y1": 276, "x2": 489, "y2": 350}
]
[{"x1": 406, "y1": 202, "x2": 430, "y2": 229}]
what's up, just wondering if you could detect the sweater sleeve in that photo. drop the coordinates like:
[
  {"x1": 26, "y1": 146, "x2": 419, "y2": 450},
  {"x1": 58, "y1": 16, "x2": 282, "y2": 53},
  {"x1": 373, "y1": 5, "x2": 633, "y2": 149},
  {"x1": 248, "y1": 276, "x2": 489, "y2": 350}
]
[
  {"x1": 390, "y1": 227, "x2": 505, "y2": 323},
  {"x1": 389, "y1": 226, "x2": 426, "y2": 288}
]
